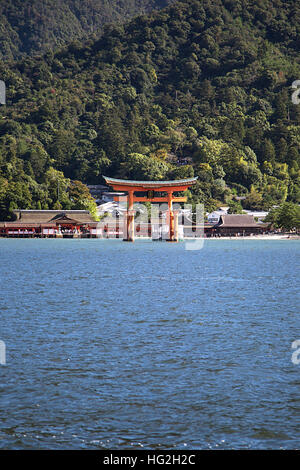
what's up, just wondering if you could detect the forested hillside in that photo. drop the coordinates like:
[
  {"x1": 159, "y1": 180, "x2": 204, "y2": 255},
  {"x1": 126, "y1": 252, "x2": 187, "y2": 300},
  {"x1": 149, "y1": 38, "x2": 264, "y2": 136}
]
[
  {"x1": 0, "y1": 0, "x2": 172, "y2": 60},
  {"x1": 1, "y1": 0, "x2": 300, "y2": 218}
]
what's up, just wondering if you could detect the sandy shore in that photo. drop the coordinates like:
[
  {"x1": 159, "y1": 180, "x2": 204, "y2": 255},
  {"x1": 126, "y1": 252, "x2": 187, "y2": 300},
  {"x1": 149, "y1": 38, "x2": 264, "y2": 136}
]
[{"x1": 184, "y1": 234, "x2": 300, "y2": 240}]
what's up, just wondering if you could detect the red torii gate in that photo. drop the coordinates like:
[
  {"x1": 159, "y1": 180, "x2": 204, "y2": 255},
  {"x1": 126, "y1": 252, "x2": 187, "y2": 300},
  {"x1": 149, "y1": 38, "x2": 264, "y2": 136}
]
[{"x1": 103, "y1": 176, "x2": 198, "y2": 241}]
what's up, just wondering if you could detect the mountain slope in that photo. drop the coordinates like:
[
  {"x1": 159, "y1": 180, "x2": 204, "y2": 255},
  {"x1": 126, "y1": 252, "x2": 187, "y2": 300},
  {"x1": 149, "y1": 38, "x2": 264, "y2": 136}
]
[
  {"x1": 0, "y1": 0, "x2": 173, "y2": 60},
  {"x1": 0, "y1": 0, "x2": 300, "y2": 217}
]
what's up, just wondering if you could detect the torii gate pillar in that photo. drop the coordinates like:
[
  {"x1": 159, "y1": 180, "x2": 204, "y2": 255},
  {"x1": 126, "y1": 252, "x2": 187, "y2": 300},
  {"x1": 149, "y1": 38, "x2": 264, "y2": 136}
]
[
  {"x1": 166, "y1": 190, "x2": 178, "y2": 242},
  {"x1": 124, "y1": 190, "x2": 135, "y2": 242}
]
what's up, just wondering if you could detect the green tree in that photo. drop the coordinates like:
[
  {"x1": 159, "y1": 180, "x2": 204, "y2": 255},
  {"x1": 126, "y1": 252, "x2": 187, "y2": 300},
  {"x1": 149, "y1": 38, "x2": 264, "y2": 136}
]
[
  {"x1": 68, "y1": 180, "x2": 99, "y2": 220},
  {"x1": 119, "y1": 153, "x2": 170, "y2": 181},
  {"x1": 228, "y1": 200, "x2": 244, "y2": 214},
  {"x1": 265, "y1": 202, "x2": 300, "y2": 231},
  {"x1": 242, "y1": 188, "x2": 263, "y2": 210}
]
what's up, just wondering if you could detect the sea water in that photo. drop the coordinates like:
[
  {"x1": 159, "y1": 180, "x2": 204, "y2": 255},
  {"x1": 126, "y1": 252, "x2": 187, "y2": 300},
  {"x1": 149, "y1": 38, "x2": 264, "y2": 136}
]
[{"x1": 0, "y1": 238, "x2": 299, "y2": 449}]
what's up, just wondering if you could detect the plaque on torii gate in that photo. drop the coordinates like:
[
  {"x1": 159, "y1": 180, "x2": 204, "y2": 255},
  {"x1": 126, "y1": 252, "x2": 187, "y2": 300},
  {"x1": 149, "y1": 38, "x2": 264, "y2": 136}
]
[{"x1": 103, "y1": 176, "x2": 198, "y2": 242}]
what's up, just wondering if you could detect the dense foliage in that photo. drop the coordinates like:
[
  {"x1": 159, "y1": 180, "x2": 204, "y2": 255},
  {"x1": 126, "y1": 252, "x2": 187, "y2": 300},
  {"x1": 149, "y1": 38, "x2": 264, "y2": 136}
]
[
  {"x1": 1, "y1": 0, "x2": 300, "y2": 218},
  {"x1": 0, "y1": 0, "x2": 172, "y2": 60},
  {"x1": 265, "y1": 202, "x2": 300, "y2": 231}
]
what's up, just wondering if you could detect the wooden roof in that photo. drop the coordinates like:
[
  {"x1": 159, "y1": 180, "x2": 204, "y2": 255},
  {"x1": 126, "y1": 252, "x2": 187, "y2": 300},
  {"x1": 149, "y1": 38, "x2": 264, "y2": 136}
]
[
  {"x1": 217, "y1": 214, "x2": 264, "y2": 227},
  {"x1": 0, "y1": 222, "x2": 41, "y2": 228},
  {"x1": 12, "y1": 210, "x2": 95, "y2": 224},
  {"x1": 103, "y1": 176, "x2": 198, "y2": 190},
  {"x1": 50, "y1": 214, "x2": 82, "y2": 224}
]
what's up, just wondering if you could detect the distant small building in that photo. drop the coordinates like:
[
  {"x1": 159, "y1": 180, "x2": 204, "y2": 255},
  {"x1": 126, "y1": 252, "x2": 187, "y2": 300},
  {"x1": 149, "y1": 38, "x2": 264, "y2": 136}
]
[
  {"x1": 101, "y1": 192, "x2": 125, "y2": 203},
  {"x1": 87, "y1": 185, "x2": 109, "y2": 203},
  {"x1": 97, "y1": 201, "x2": 127, "y2": 217},
  {"x1": 214, "y1": 214, "x2": 269, "y2": 236},
  {"x1": 0, "y1": 210, "x2": 99, "y2": 237},
  {"x1": 207, "y1": 207, "x2": 228, "y2": 224},
  {"x1": 243, "y1": 210, "x2": 269, "y2": 223}
]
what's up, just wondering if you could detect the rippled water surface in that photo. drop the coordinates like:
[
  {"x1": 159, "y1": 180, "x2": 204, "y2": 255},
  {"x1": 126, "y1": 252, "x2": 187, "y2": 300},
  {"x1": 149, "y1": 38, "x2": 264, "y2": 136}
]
[{"x1": 0, "y1": 238, "x2": 299, "y2": 449}]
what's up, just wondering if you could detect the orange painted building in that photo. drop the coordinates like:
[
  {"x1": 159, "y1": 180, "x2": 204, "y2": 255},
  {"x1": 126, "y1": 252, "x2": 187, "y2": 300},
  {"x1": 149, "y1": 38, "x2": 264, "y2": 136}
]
[{"x1": 0, "y1": 210, "x2": 98, "y2": 237}]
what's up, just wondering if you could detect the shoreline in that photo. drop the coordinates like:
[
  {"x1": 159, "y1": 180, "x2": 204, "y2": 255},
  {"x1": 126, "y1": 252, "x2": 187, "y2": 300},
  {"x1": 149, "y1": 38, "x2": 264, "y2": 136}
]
[
  {"x1": 184, "y1": 235, "x2": 300, "y2": 240},
  {"x1": 0, "y1": 234, "x2": 299, "y2": 241}
]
